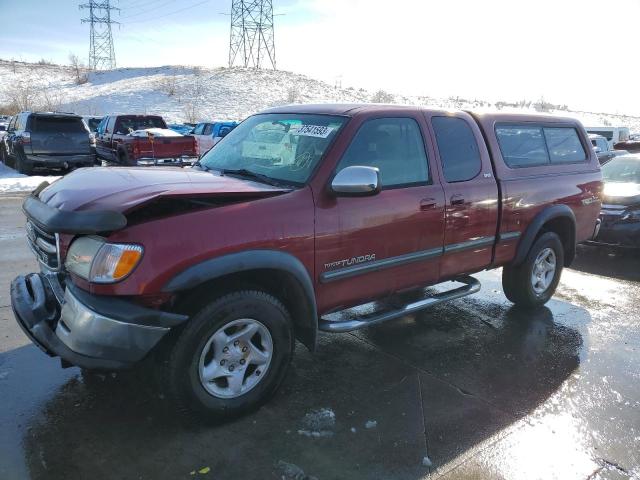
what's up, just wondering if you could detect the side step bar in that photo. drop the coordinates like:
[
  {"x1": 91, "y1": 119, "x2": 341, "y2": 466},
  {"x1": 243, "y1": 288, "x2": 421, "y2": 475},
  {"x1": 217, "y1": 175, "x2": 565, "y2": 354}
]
[{"x1": 318, "y1": 276, "x2": 481, "y2": 333}]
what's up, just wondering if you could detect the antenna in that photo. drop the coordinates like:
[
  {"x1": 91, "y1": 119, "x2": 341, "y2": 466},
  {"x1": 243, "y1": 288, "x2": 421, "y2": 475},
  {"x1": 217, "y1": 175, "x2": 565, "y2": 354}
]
[
  {"x1": 80, "y1": 0, "x2": 119, "y2": 70},
  {"x1": 228, "y1": 0, "x2": 276, "y2": 69}
]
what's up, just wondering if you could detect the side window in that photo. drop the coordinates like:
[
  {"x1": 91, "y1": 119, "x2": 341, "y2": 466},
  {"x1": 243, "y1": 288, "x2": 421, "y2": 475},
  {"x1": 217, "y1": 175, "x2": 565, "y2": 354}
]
[
  {"x1": 15, "y1": 115, "x2": 25, "y2": 131},
  {"x1": 203, "y1": 124, "x2": 214, "y2": 136},
  {"x1": 432, "y1": 116, "x2": 482, "y2": 182},
  {"x1": 193, "y1": 123, "x2": 206, "y2": 135},
  {"x1": 7, "y1": 117, "x2": 16, "y2": 132},
  {"x1": 106, "y1": 116, "x2": 116, "y2": 133},
  {"x1": 597, "y1": 138, "x2": 608, "y2": 152},
  {"x1": 338, "y1": 117, "x2": 429, "y2": 188},
  {"x1": 496, "y1": 126, "x2": 549, "y2": 168},
  {"x1": 543, "y1": 127, "x2": 586, "y2": 164}
]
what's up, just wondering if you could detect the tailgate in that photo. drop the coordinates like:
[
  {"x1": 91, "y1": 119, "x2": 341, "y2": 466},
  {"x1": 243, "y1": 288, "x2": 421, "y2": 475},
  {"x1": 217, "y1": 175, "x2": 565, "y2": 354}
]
[
  {"x1": 136, "y1": 136, "x2": 196, "y2": 158},
  {"x1": 29, "y1": 116, "x2": 91, "y2": 156}
]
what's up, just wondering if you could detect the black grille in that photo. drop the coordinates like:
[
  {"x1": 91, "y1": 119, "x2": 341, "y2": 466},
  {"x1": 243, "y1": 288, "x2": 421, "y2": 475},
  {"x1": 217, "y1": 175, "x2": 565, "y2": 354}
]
[{"x1": 25, "y1": 220, "x2": 60, "y2": 270}]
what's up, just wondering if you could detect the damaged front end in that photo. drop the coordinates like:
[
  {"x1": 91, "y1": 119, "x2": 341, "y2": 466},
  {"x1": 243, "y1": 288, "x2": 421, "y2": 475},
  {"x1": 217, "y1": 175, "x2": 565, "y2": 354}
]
[{"x1": 12, "y1": 186, "x2": 189, "y2": 370}]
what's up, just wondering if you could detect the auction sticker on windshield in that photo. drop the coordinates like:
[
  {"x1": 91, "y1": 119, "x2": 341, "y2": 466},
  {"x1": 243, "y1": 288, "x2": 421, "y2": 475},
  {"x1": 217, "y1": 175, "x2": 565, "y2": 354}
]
[{"x1": 292, "y1": 125, "x2": 334, "y2": 138}]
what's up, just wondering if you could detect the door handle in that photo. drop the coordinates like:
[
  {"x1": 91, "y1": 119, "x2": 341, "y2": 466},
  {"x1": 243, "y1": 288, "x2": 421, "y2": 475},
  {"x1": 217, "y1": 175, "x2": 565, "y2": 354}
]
[
  {"x1": 420, "y1": 198, "x2": 437, "y2": 210},
  {"x1": 450, "y1": 194, "x2": 465, "y2": 206}
]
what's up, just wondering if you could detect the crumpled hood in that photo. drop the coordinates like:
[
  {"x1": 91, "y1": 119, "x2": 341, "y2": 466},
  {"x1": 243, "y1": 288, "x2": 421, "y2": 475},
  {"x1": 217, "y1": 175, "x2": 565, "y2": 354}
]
[
  {"x1": 602, "y1": 181, "x2": 640, "y2": 206},
  {"x1": 38, "y1": 167, "x2": 290, "y2": 212}
]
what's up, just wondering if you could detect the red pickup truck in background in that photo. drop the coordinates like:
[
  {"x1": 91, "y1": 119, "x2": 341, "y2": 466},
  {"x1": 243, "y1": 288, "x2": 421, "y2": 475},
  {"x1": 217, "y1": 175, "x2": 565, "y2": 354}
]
[
  {"x1": 11, "y1": 104, "x2": 602, "y2": 420},
  {"x1": 95, "y1": 115, "x2": 197, "y2": 166}
]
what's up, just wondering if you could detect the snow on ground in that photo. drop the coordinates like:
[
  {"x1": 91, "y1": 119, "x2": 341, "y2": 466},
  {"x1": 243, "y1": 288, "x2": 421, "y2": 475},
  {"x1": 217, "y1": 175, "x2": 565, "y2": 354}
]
[
  {"x1": 0, "y1": 163, "x2": 59, "y2": 193},
  {"x1": 2, "y1": 59, "x2": 640, "y2": 131}
]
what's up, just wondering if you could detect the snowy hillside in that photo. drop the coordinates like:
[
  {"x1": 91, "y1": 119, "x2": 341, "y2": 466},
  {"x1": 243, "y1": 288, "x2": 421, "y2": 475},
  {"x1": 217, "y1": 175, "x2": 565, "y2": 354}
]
[{"x1": 1, "y1": 58, "x2": 640, "y2": 131}]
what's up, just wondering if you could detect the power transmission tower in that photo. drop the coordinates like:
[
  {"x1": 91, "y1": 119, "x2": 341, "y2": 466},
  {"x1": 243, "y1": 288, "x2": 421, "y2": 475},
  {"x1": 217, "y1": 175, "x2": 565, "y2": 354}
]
[
  {"x1": 228, "y1": 0, "x2": 276, "y2": 70},
  {"x1": 80, "y1": 1, "x2": 119, "y2": 70}
]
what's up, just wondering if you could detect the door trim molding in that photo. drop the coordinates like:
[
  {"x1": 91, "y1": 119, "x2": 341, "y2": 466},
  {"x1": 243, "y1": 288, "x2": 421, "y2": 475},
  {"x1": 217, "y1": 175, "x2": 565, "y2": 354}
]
[
  {"x1": 320, "y1": 247, "x2": 442, "y2": 283},
  {"x1": 443, "y1": 236, "x2": 495, "y2": 254}
]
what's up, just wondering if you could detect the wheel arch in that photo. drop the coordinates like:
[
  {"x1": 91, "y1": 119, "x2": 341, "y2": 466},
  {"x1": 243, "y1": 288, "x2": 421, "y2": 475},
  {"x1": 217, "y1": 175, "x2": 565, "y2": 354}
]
[
  {"x1": 163, "y1": 250, "x2": 318, "y2": 351},
  {"x1": 513, "y1": 205, "x2": 576, "y2": 267}
]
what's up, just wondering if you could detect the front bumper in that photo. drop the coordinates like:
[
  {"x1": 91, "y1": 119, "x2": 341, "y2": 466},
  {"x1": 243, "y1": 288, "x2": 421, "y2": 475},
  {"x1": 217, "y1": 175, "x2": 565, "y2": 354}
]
[
  {"x1": 11, "y1": 273, "x2": 188, "y2": 370},
  {"x1": 25, "y1": 153, "x2": 95, "y2": 169},
  {"x1": 585, "y1": 221, "x2": 640, "y2": 248}
]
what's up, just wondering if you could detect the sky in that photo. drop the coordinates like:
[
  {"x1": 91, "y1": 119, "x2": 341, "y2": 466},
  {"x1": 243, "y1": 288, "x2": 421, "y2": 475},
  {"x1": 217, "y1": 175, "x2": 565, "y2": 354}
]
[{"x1": 1, "y1": 0, "x2": 640, "y2": 115}]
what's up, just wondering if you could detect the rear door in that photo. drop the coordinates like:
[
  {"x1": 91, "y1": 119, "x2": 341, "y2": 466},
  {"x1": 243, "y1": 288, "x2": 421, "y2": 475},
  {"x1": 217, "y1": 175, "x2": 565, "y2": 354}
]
[
  {"x1": 427, "y1": 113, "x2": 499, "y2": 278},
  {"x1": 29, "y1": 115, "x2": 91, "y2": 155}
]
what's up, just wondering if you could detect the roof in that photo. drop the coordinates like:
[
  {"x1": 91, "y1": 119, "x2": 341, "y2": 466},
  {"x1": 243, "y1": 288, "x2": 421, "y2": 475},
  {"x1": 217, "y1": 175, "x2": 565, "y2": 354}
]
[{"x1": 259, "y1": 104, "x2": 586, "y2": 125}]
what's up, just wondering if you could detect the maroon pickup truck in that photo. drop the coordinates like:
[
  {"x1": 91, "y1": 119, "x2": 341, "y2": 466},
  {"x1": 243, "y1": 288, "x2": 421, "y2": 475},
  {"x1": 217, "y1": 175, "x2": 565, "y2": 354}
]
[
  {"x1": 11, "y1": 104, "x2": 602, "y2": 420},
  {"x1": 95, "y1": 114, "x2": 197, "y2": 166}
]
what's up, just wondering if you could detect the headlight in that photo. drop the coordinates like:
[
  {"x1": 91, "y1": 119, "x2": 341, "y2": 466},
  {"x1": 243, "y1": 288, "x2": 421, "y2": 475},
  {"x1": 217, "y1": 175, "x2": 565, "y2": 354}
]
[{"x1": 65, "y1": 237, "x2": 143, "y2": 283}]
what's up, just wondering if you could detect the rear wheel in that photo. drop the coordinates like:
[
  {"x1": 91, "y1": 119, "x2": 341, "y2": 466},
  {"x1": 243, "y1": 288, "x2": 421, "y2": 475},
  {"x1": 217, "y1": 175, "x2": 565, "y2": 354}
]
[
  {"x1": 15, "y1": 151, "x2": 32, "y2": 175},
  {"x1": 164, "y1": 290, "x2": 294, "y2": 421},
  {"x1": 502, "y1": 232, "x2": 564, "y2": 308}
]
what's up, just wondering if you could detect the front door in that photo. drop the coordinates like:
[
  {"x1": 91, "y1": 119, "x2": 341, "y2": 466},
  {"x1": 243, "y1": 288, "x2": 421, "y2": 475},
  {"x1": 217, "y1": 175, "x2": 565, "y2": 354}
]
[
  {"x1": 427, "y1": 113, "x2": 499, "y2": 278},
  {"x1": 314, "y1": 115, "x2": 445, "y2": 314}
]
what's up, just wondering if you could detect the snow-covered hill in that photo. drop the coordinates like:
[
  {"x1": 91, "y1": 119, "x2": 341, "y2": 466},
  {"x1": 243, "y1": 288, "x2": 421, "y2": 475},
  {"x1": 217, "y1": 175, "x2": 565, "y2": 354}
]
[{"x1": 1, "y1": 58, "x2": 640, "y2": 131}]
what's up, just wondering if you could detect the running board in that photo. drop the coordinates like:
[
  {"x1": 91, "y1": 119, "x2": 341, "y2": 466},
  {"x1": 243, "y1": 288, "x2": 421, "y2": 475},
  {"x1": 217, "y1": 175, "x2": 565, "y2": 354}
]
[{"x1": 318, "y1": 276, "x2": 481, "y2": 333}]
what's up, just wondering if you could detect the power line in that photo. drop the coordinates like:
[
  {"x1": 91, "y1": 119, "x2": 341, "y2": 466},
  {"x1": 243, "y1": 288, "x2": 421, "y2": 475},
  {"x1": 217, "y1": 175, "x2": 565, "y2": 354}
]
[
  {"x1": 119, "y1": 0, "x2": 176, "y2": 19},
  {"x1": 228, "y1": 0, "x2": 277, "y2": 70},
  {"x1": 121, "y1": 0, "x2": 212, "y2": 24},
  {"x1": 80, "y1": 1, "x2": 119, "y2": 70}
]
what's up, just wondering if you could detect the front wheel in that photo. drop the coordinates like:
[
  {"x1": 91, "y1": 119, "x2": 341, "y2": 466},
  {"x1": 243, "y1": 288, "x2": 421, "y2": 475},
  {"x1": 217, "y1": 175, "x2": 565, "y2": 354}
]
[
  {"x1": 164, "y1": 290, "x2": 294, "y2": 421},
  {"x1": 502, "y1": 232, "x2": 564, "y2": 308}
]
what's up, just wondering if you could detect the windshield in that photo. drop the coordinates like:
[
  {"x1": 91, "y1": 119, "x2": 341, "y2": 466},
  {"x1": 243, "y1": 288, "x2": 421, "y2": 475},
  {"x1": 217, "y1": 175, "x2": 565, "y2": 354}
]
[
  {"x1": 602, "y1": 156, "x2": 640, "y2": 183},
  {"x1": 198, "y1": 113, "x2": 347, "y2": 185}
]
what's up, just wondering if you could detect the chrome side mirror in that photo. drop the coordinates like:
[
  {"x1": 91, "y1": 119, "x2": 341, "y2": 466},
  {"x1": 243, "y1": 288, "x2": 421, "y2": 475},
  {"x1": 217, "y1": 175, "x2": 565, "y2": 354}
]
[
  {"x1": 331, "y1": 166, "x2": 381, "y2": 196},
  {"x1": 594, "y1": 146, "x2": 601, "y2": 153}
]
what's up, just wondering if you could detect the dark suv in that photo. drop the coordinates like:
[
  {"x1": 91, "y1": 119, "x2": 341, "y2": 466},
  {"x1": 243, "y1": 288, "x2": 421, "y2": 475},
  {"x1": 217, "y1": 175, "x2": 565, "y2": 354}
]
[{"x1": 0, "y1": 112, "x2": 95, "y2": 174}]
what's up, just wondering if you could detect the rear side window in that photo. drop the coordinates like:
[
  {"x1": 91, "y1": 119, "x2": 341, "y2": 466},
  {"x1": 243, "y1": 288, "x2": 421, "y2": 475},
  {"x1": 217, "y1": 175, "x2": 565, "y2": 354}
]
[
  {"x1": 496, "y1": 125, "x2": 587, "y2": 168},
  {"x1": 32, "y1": 117, "x2": 86, "y2": 133},
  {"x1": 203, "y1": 124, "x2": 214, "y2": 136},
  {"x1": 193, "y1": 123, "x2": 206, "y2": 135},
  {"x1": 543, "y1": 127, "x2": 586, "y2": 164},
  {"x1": 338, "y1": 117, "x2": 429, "y2": 188},
  {"x1": 432, "y1": 116, "x2": 482, "y2": 182},
  {"x1": 496, "y1": 126, "x2": 549, "y2": 167}
]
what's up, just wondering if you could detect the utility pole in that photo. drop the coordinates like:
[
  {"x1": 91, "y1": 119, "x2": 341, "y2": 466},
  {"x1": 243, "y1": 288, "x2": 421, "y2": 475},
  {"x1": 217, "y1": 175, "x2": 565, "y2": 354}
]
[
  {"x1": 80, "y1": 1, "x2": 119, "y2": 70},
  {"x1": 228, "y1": 0, "x2": 276, "y2": 70}
]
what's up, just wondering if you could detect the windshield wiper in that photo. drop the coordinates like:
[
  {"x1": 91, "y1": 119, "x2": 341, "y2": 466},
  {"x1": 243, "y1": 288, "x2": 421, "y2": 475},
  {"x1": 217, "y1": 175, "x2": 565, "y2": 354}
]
[
  {"x1": 219, "y1": 168, "x2": 285, "y2": 187},
  {"x1": 192, "y1": 160, "x2": 211, "y2": 172}
]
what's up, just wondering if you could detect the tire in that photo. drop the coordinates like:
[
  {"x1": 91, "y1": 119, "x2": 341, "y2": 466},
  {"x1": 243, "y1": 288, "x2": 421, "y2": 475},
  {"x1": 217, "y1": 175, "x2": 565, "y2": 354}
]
[
  {"x1": 502, "y1": 232, "x2": 564, "y2": 308},
  {"x1": 117, "y1": 149, "x2": 133, "y2": 166},
  {"x1": 164, "y1": 290, "x2": 294, "y2": 421},
  {"x1": 15, "y1": 151, "x2": 32, "y2": 175}
]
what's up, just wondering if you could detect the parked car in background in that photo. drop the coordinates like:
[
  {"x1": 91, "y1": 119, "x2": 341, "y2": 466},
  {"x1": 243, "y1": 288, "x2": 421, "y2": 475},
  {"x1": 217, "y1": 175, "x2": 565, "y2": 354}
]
[
  {"x1": 167, "y1": 123, "x2": 195, "y2": 135},
  {"x1": 0, "y1": 111, "x2": 94, "y2": 174},
  {"x1": 613, "y1": 139, "x2": 640, "y2": 153},
  {"x1": 82, "y1": 115, "x2": 104, "y2": 133},
  {"x1": 95, "y1": 115, "x2": 198, "y2": 166},
  {"x1": 587, "y1": 154, "x2": 640, "y2": 248},
  {"x1": 590, "y1": 134, "x2": 626, "y2": 164},
  {"x1": 11, "y1": 104, "x2": 602, "y2": 420},
  {"x1": 192, "y1": 121, "x2": 239, "y2": 155},
  {"x1": 586, "y1": 126, "x2": 630, "y2": 148}
]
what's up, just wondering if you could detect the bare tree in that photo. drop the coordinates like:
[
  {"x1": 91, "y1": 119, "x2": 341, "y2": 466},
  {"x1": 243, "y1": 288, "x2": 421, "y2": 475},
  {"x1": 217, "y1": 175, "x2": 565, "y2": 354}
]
[
  {"x1": 286, "y1": 85, "x2": 301, "y2": 104},
  {"x1": 370, "y1": 89, "x2": 394, "y2": 104},
  {"x1": 69, "y1": 53, "x2": 88, "y2": 85}
]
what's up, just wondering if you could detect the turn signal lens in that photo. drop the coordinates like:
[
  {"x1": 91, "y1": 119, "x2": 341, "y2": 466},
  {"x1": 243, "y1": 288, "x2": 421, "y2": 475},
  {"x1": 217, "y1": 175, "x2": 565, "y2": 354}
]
[{"x1": 90, "y1": 243, "x2": 143, "y2": 283}]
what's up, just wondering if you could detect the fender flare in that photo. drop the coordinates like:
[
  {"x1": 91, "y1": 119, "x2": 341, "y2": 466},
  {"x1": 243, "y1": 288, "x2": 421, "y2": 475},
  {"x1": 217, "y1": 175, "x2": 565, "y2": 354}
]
[
  {"x1": 513, "y1": 204, "x2": 576, "y2": 266},
  {"x1": 163, "y1": 250, "x2": 318, "y2": 351}
]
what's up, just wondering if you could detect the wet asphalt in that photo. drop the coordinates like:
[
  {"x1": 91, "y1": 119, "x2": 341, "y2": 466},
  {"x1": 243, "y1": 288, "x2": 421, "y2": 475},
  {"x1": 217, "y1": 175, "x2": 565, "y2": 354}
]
[{"x1": 0, "y1": 194, "x2": 639, "y2": 480}]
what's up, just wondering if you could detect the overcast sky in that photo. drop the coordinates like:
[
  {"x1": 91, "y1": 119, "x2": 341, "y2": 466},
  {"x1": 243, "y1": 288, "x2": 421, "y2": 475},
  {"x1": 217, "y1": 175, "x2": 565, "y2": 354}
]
[{"x1": 1, "y1": 0, "x2": 640, "y2": 115}]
